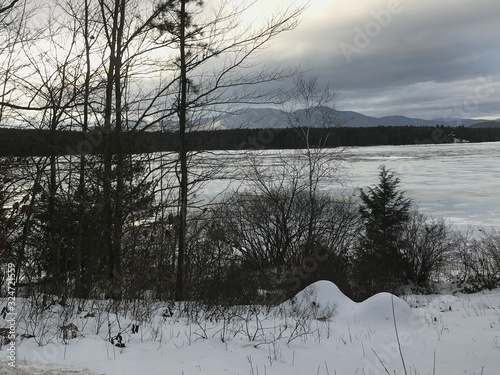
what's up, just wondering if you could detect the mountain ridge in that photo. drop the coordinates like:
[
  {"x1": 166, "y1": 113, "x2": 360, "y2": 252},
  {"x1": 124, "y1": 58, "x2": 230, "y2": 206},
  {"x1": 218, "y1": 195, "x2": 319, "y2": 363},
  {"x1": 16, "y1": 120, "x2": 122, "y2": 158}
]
[{"x1": 204, "y1": 107, "x2": 495, "y2": 130}]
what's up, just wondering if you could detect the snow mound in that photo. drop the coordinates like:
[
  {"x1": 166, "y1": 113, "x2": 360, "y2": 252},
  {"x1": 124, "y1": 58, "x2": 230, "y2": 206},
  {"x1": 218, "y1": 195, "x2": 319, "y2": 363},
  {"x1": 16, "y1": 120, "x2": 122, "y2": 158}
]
[
  {"x1": 283, "y1": 280, "x2": 355, "y2": 319},
  {"x1": 297, "y1": 280, "x2": 355, "y2": 310},
  {"x1": 354, "y1": 292, "x2": 414, "y2": 325},
  {"x1": 288, "y1": 280, "x2": 415, "y2": 326}
]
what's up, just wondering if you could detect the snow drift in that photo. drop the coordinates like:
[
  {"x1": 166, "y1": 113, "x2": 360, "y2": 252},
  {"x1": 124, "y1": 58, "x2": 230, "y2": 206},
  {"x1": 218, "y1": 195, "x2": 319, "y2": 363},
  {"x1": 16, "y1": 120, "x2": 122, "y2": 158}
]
[{"x1": 286, "y1": 280, "x2": 416, "y2": 327}]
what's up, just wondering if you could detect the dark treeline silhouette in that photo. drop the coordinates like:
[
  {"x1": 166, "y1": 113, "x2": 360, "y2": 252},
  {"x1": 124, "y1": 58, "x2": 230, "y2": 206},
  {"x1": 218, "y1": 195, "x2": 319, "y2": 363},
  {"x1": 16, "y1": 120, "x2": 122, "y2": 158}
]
[{"x1": 1, "y1": 125, "x2": 500, "y2": 156}]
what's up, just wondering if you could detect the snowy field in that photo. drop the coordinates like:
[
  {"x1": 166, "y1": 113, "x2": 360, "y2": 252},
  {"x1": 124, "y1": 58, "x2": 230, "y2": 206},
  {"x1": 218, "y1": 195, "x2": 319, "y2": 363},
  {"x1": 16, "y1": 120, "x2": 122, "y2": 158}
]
[{"x1": 6, "y1": 281, "x2": 500, "y2": 374}]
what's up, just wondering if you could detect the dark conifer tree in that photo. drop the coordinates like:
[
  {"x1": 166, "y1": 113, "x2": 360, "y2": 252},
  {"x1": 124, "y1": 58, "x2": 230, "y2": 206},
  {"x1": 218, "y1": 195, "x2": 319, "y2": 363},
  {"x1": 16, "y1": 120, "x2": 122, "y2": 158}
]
[{"x1": 355, "y1": 165, "x2": 412, "y2": 297}]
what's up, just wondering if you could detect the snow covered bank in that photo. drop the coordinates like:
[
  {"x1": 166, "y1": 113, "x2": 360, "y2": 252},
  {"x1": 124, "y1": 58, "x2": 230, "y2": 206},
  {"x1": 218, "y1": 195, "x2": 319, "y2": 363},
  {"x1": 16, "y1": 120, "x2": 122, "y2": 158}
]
[
  {"x1": 10, "y1": 281, "x2": 500, "y2": 374},
  {"x1": 286, "y1": 280, "x2": 416, "y2": 327}
]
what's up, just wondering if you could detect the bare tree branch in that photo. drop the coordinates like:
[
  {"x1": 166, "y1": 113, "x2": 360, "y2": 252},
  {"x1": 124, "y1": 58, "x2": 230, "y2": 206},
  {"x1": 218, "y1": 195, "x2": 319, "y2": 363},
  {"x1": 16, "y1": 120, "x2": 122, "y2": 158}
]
[{"x1": 0, "y1": 0, "x2": 19, "y2": 15}]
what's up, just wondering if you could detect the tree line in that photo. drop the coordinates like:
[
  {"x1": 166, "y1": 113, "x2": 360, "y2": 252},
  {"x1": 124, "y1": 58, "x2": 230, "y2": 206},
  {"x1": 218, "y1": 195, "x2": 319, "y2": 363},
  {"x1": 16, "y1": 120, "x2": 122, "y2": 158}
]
[{"x1": 2, "y1": 125, "x2": 500, "y2": 156}]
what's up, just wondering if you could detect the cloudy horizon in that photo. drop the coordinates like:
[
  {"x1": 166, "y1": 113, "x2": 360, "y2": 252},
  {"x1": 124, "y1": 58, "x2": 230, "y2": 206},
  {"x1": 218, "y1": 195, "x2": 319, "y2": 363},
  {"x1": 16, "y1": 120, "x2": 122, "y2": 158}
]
[{"x1": 259, "y1": 0, "x2": 500, "y2": 120}]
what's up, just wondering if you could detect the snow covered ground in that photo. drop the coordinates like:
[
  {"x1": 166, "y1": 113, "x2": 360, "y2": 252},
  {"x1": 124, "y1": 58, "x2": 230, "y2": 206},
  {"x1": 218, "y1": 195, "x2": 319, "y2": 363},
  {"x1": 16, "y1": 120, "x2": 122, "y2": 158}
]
[{"x1": 6, "y1": 281, "x2": 500, "y2": 374}]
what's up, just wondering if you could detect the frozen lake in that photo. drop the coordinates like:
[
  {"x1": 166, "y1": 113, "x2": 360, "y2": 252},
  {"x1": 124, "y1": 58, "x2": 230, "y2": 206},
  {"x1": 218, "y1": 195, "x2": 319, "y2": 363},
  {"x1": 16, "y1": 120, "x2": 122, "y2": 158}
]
[
  {"x1": 342, "y1": 142, "x2": 500, "y2": 229},
  {"x1": 200, "y1": 141, "x2": 500, "y2": 230}
]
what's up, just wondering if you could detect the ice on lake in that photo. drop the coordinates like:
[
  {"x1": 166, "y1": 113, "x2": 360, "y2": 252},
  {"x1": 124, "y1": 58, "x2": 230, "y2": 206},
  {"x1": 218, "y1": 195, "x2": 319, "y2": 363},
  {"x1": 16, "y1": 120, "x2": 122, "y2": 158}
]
[
  {"x1": 199, "y1": 141, "x2": 500, "y2": 230},
  {"x1": 341, "y1": 142, "x2": 500, "y2": 229}
]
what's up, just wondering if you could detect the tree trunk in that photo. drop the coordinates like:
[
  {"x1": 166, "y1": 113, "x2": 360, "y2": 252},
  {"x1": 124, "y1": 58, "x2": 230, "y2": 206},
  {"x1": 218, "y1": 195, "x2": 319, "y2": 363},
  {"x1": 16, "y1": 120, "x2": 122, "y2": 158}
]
[
  {"x1": 175, "y1": 0, "x2": 188, "y2": 302},
  {"x1": 101, "y1": 0, "x2": 120, "y2": 299},
  {"x1": 74, "y1": 0, "x2": 92, "y2": 299},
  {"x1": 111, "y1": 0, "x2": 126, "y2": 300}
]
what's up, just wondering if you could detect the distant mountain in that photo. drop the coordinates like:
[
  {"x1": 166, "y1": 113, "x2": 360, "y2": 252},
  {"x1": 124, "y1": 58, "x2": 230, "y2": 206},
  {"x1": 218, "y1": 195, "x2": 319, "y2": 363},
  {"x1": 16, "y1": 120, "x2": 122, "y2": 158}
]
[
  {"x1": 206, "y1": 107, "x2": 493, "y2": 129},
  {"x1": 431, "y1": 117, "x2": 496, "y2": 127},
  {"x1": 468, "y1": 121, "x2": 500, "y2": 128}
]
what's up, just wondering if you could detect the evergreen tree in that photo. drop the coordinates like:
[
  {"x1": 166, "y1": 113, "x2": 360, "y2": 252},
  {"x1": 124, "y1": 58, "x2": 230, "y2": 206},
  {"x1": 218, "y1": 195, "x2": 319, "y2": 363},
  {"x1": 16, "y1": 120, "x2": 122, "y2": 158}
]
[
  {"x1": 355, "y1": 165, "x2": 411, "y2": 297},
  {"x1": 32, "y1": 155, "x2": 156, "y2": 298}
]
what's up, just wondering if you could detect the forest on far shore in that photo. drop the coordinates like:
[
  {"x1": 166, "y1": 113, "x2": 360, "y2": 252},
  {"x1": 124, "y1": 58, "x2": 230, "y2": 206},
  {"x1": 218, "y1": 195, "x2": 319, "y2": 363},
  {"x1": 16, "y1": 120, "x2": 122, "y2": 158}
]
[{"x1": 1, "y1": 125, "x2": 500, "y2": 157}]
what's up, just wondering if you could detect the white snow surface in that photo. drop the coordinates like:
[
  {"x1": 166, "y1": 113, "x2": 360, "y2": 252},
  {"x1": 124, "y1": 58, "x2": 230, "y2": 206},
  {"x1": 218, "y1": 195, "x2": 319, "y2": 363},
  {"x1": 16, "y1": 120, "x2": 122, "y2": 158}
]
[{"x1": 5, "y1": 280, "x2": 500, "y2": 374}]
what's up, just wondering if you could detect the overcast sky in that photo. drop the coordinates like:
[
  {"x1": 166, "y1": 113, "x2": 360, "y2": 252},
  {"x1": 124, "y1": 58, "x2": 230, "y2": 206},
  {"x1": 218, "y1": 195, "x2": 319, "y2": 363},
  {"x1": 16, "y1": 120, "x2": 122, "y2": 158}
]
[{"x1": 258, "y1": 0, "x2": 500, "y2": 120}]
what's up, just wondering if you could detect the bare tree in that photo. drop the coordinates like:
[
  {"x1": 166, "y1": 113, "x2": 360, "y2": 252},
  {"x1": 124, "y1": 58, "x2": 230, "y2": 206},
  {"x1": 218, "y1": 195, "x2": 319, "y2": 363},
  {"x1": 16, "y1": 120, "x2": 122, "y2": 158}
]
[
  {"x1": 0, "y1": 4, "x2": 93, "y2": 296},
  {"x1": 94, "y1": 0, "x2": 178, "y2": 298},
  {"x1": 279, "y1": 74, "x2": 346, "y2": 257},
  {"x1": 62, "y1": 0, "x2": 103, "y2": 298},
  {"x1": 0, "y1": 0, "x2": 32, "y2": 125},
  {"x1": 399, "y1": 211, "x2": 454, "y2": 291},
  {"x1": 151, "y1": 0, "x2": 306, "y2": 301},
  {"x1": 184, "y1": 76, "x2": 358, "y2": 302},
  {"x1": 455, "y1": 228, "x2": 500, "y2": 292}
]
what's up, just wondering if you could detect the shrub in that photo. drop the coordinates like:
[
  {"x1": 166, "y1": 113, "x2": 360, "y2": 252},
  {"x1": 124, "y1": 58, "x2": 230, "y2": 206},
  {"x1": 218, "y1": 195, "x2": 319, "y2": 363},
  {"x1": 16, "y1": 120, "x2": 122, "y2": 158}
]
[
  {"x1": 455, "y1": 229, "x2": 500, "y2": 292},
  {"x1": 399, "y1": 212, "x2": 454, "y2": 292},
  {"x1": 185, "y1": 187, "x2": 360, "y2": 304}
]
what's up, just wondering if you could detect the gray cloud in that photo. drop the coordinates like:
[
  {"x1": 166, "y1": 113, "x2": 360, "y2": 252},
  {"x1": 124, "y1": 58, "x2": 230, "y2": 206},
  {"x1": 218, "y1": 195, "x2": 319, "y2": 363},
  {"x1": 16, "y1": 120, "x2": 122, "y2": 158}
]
[{"x1": 263, "y1": 0, "x2": 500, "y2": 119}]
